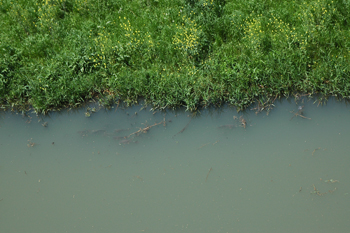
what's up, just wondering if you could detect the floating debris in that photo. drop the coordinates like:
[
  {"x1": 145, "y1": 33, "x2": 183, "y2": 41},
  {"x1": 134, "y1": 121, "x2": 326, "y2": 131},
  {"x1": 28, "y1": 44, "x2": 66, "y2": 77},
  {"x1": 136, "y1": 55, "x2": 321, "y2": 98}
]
[
  {"x1": 27, "y1": 138, "x2": 37, "y2": 147},
  {"x1": 129, "y1": 120, "x2": 165, "y2": 138},
  {"x1": 290, "y1": 106, "x2": 311, "y2": 121},
  {"x1": 310, "y1": 184, "x2": 326, "y2": 196},
  {"x1": 239, "y1": 116, "x2": 247, "y2": 128},
  {"x1": 85, "y1": 106, "x2": 99, "y2": 117},
  {"x1": 324, "y1": 179, "x2": 339, "y2": 183}
]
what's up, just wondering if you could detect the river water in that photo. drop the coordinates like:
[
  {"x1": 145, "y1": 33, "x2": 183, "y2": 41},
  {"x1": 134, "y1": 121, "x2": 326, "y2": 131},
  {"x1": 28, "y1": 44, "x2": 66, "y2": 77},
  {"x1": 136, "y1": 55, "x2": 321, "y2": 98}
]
[{"x1": 1, "y1": 98, "x2": 349, "y2": 233}]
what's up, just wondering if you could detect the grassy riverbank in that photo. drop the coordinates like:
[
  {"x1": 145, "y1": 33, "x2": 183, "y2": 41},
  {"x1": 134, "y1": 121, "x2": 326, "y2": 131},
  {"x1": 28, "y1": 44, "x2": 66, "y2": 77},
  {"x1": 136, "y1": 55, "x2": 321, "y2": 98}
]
[{"x1": 1, "y1": 0, "x2": 350, "y2": 113}]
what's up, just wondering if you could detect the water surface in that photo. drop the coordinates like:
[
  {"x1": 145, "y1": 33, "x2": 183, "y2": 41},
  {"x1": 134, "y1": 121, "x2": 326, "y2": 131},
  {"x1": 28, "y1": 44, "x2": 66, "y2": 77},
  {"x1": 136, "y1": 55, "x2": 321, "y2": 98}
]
[{"x1": 1, "y1": 98, "x2": 350, "y2": 233}]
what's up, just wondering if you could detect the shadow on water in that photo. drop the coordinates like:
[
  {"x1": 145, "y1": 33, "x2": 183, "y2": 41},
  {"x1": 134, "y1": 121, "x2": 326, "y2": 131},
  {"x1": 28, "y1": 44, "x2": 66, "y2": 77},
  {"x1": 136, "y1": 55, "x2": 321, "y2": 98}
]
[{"x1": 0, "y1": 97, "x2": 350, "y2": 232}]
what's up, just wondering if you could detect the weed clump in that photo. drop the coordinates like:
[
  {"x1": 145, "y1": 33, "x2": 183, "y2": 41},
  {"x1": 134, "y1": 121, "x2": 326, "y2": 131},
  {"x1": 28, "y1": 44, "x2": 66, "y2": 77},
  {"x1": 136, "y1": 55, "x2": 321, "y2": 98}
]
[{"x1": 0, "y1": 0, "x2": 350, "y2": 113}]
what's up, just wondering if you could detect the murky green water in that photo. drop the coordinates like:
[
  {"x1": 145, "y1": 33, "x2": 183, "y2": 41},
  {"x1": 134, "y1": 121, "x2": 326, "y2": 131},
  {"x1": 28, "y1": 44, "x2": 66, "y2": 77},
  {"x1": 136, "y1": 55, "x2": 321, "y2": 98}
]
[{"x1": 1, "y1": 98, "x2": 350, "y2": 233}]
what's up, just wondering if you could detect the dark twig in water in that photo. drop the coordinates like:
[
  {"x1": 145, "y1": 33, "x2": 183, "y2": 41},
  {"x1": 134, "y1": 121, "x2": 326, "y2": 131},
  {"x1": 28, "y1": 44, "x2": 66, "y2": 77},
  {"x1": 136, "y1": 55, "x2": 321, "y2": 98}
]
[
  {"x1": 173, "y1": 115, "x2": 194, "y2": 137},
  {"x1": 205, "y1": 167, "x2": 213, "y2": 182}
]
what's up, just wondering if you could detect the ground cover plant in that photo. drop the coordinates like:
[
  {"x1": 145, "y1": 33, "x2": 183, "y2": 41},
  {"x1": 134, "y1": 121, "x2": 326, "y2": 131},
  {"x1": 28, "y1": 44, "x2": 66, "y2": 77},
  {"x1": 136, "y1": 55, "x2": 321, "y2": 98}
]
[{"x1": 1, "y1": 0, "x2": 350, "y2": 113}]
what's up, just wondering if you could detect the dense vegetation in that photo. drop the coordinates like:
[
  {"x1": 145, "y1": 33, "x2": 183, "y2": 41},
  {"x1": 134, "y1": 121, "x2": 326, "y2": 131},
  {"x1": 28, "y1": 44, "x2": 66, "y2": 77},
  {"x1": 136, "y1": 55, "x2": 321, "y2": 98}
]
[{"x1": 1, "y1": 0, "x2": 350, "y2": 113}]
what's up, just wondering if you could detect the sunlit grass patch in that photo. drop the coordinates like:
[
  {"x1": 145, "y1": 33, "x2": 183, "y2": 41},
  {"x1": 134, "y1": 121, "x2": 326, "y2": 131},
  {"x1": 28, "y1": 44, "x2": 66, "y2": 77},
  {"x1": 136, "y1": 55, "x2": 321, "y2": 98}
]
[{"x1": 1, "y1": 0, "x2": 350, "y2": 113}]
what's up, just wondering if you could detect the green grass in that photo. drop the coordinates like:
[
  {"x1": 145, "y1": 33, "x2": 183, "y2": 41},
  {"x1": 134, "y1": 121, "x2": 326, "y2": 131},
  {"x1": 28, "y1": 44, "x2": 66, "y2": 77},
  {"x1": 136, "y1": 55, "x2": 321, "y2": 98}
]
[{"x1": 1, "y1": 0, "x2": 350, "y2": 113}]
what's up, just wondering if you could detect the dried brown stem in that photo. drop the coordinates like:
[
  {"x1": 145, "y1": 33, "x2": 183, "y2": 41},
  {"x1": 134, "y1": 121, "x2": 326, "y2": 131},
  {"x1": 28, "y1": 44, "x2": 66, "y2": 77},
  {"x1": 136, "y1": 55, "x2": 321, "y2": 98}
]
[{"x1": 128, "y1": 121, "x2": 164, "y2": 138}]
